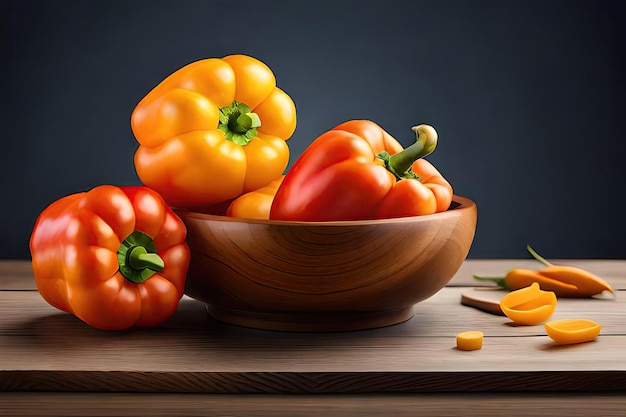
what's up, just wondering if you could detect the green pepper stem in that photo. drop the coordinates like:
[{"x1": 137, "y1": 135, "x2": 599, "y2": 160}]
[
  {"x1": 127, "y1": 246, "x2": 164, "y2": 271},
  {"x1": 377, "y1": 125, "x2": 438, "y2": 180},
  {"x1": 473, "y1": 275, "x2": 509, "y2": 290},
  {"x1": 117, "y1": 231, "x2": 164, "y2": 284},
  {"x1": 234, "y1": 112, "x2": 261, "y2": 132},
  {"x1": 218, "y1": 101, "x2": 261, "y2": 145},
  {"x1": 526, "y1": 244, "x2": 554, "y2": 267}
]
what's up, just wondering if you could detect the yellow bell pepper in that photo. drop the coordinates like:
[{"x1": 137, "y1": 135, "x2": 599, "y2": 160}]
[{"x1": 131, "y1": 54, "x2": 297, "y2": 209}]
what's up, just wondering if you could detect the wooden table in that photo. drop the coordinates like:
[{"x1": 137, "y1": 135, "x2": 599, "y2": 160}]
[{"x1": 1, "y1": 259, "x2": 625, "y2": 416}]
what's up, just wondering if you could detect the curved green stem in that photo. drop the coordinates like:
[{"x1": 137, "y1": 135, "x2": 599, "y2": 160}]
[
  {"x1": 218, "y1": 101, "x2": 261, "y2": 145},
  {"x1": 377, "y1": 124, "x2": 438, "y2": 180},
  {"x1": 526, "y1": 244, "x2": 554, "y2": 267},
  {"x1": 473, "y1": 275, "x2": 509, "y2": 290},
  {"x1": 127, "y1": 246, "x2": 164, "y2": 271},
  {"x1": 117, "y1": 231, "x2": 164, "y2": 284}
]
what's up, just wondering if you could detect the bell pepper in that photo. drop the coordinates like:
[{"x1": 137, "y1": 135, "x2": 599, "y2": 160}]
[
  {"x1": 269, "y1": 120, "x2": 453, "y2": 221},
  {"x1": 131, "y1": 54, "x2": 297, "y2": 209},
  {"x1": 473, "y1": 245, "x2": 614, "y2": 297},
  {"x1": 226, "y1": 176, "x2": 284, "y2": 220},
  {"x1": 29, "y1": 185, "x2": 190, "y2": 330}
]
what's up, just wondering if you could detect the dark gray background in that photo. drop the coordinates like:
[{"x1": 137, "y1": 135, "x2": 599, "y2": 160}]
[{"x1": 2, "y1": 0, "x2": 624, "y2": 260}]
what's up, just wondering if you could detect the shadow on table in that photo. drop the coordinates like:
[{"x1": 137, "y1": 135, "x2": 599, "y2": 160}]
[{"x1": 8, "y1": 296, "x2": 433, "y2": 355}]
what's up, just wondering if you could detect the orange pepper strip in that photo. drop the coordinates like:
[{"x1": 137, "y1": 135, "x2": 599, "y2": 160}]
[
  {"x1": 545, "y1": 319, "x2": 602, "y2": 345},
  {"x1": 474, "y1": 245, "x2": 613, "y2": 298},
  {"x1": 527, "y1": 245, "x2": 613, "y2": 297},
  {"x1": 536, "y1": 266, "x2": 613, "y2": 297},
  {"x1": 503, "y1": 268, "x2": 580, "y2": 297},
  {"x1": 500, "y1": 283, "x2": 557, "y2": 325}
]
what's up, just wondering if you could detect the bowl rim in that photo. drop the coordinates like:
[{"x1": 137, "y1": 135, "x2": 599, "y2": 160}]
[{"x1": 176, "y1": 194, "x2": 476, "y2": 226}]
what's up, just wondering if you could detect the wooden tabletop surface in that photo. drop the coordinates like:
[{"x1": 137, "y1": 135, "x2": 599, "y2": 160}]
[{"x1": 1, "y1": 259, "x2": 625, "y2": 416}]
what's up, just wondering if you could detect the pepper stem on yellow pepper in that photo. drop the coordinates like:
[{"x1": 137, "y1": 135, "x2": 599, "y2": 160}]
[
  {"x1": 376, "y1": 125, "x2": 438, "y2": 181},
  {"x1": 218, "y1": 101, "x2": 261, "y2": 145},
  {"x1": 117, "y1": 231, "x2": 164, "y2": 284}
]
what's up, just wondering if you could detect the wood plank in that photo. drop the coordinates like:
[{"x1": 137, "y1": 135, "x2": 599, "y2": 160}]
[
  {"x1": 2, "y1": 369, "x2": 626, "y2": 393},
  {"x1": 1, "y1": 260, "x2": 625, "y2": 394},
  {"x1": 0, "y1": 261, "x2": 36, "y2": 291},
  {"x1": 2, "y1": 290, "x2": 626, "y2": 393},
  {"x1": 2, "y1": 392, "x2": 626, "y2": 417}
]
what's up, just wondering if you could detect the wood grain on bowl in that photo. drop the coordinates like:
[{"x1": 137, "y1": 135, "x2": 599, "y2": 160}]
[{"x1": 177, "y1": 195, "x2": 477, "y2": 331}]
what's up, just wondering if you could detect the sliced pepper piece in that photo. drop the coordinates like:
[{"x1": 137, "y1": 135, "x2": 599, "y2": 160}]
[
  {"x1": 269, "y1": 120, "x2": 453, "y2": 221},
  {"x1": 226, "y1": 176, "x2": 284, "y2": 220},
  {"x1": 456, "y1": 331, "x2": 484, "y2": 351},
  {"x1": 500, "y1": 282, "x2": 557, "y2": 325},
  {"x1": 545, "y1": 319, "x2": 602, "y2": 345},
  {"x1": 29, "y1": 185, "x2": 190, "y2": 330},
  {"x1": 474, "y1": 245, "x2": 613, "y2": 298},
  {"x1": 131, "y1": 54, "x2": 297, "y2": 209}
]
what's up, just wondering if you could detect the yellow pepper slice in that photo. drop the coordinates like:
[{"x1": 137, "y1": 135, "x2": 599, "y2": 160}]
[
  {"x1": 456, "y1": 331, "x2": 484, "y2": 351},
  {"x1": 500, "y1": 282, "x2": 557, "y2": 325},
  {"x1": 544, "y1": 319, "x2": 602, "y2": 345}
]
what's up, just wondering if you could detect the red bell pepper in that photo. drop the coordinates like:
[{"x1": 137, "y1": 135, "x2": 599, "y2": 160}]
[
  {"x1": 29, "y1": 185, "x2": 190, "y2": 330},
  {"x1": 269, "y1": 120, "x2": 453, "y2": 221}
]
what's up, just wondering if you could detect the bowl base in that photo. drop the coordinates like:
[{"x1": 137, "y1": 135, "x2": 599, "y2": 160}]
[{"x1": 205, "y1": 304, "x2": 415, "y2": 332}]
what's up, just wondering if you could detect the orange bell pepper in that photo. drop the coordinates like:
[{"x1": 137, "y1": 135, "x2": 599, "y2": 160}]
[
  {"x1": 269, "y1": 120, "x2": 453, "y2": 221},
  {"x1": 131, "y1": 54, "x2": 297, "y2": 209},
  {"x1": 29, "y1": 185, "x2": 190, "y2": 330},
  {"x1": 226, "y1": 176, "x2": 283, "y2": 220}
]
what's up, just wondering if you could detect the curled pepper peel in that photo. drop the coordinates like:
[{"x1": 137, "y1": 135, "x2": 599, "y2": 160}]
[
  {"x1": 474, "y1": 245, "x2": 613, "y2": 298},
  {"x1": 499, "y1": 282, "x2": 557, "y2": 325},
  {"x1": 269, "y1": 120, "x2": 453, "y2": 221},
  {"x1": 29, "y1": 185, "x2": 190, "y2": 330},
  {"x1": 131, "y1": 54, "x2": 297, "y2": 209}
]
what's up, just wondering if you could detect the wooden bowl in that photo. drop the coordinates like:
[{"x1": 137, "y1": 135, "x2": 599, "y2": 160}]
[{"x1": 178, "y1": 195, "x2": 477, "y2": 332}]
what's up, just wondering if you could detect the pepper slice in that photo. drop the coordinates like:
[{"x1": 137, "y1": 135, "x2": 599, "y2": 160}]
[
  {"x1": 456, "y1": 331, "x2": 484, "y2": 351},
  {"x1": 544, "y1": 319, "x2": 602, "y2": 345},
  {"x1": 474, "y1": 245, "x2": 613, "y2": 297},
  {"x1": 499, "y1": 282, "x2": 557, "y2": 325}
]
